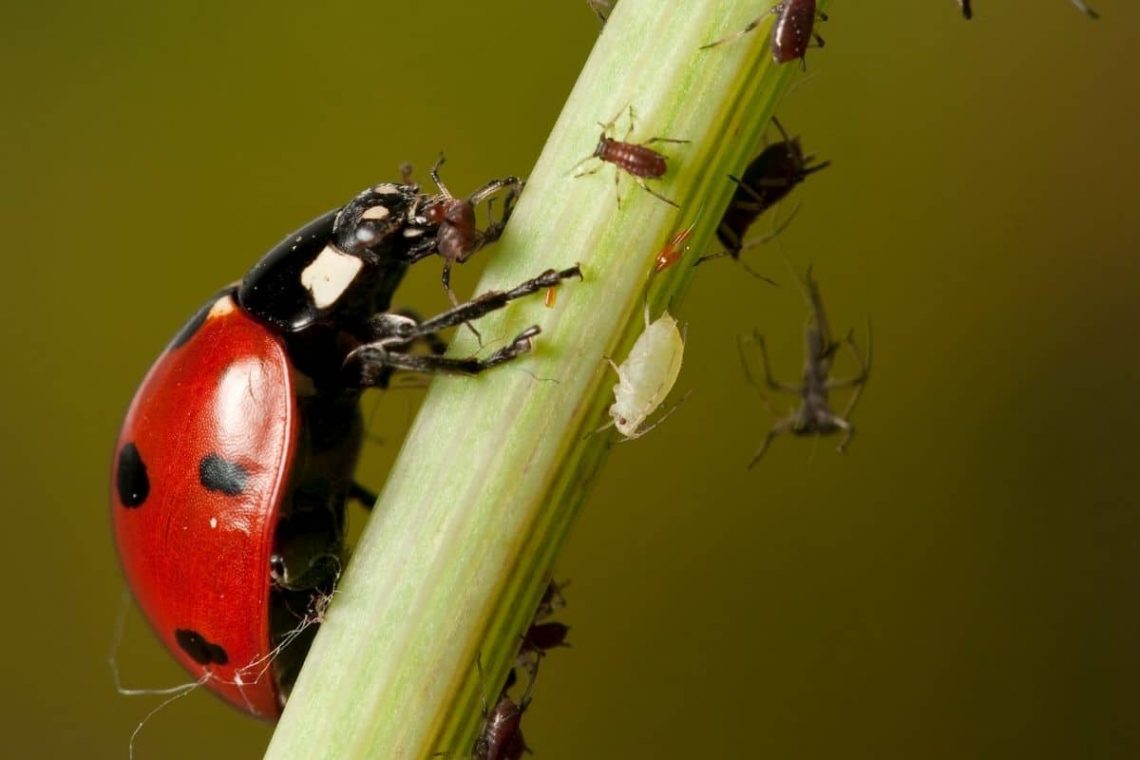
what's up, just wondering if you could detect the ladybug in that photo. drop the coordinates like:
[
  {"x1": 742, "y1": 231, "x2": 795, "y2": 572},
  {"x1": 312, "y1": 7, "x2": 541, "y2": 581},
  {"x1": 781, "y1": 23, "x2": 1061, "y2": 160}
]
[{"x1": 111, "y1": 177, "x2": 581, "y2": 718}]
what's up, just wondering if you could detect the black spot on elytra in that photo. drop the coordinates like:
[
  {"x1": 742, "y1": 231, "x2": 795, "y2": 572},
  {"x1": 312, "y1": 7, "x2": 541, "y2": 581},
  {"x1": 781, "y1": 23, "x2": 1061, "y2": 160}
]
[
  {"x1": 199, "y1": 453, "x2": 248, "y2": 496},
  {"x1": 116, "y1": 442, "x2": 149, "y2": 508},
  {"x1": 175, "y1": 629, "x2": 228, "y2": 666}
]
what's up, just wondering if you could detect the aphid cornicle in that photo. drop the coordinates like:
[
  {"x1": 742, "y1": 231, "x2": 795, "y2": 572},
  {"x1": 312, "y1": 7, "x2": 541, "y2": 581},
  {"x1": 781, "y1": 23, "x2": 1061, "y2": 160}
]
[
  {"x1": 572, "y1": 105, "x2": 689, "y2": 208},
  {"x1": 602, "y1": 305, "x2": 685, "y2": 439},
  {"x1": 738, "y1": 267, "x2": 871, "y2": 467},
  {"x1": 701, "y1": 0, "x2": 828, "y2": 67}
]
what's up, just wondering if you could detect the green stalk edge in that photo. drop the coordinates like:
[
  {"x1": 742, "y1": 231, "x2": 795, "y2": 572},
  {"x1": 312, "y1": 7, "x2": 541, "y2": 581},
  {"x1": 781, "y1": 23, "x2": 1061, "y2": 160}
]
[{"x1": 265, "y1": 1, "x2": 825, "y2": 757}]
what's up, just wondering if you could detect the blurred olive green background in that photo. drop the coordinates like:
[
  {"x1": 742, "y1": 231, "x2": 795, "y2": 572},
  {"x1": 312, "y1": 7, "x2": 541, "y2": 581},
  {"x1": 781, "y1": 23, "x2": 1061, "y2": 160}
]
[{"x1": 3, "y1": 0, "x2": 1138, "y2": 757}]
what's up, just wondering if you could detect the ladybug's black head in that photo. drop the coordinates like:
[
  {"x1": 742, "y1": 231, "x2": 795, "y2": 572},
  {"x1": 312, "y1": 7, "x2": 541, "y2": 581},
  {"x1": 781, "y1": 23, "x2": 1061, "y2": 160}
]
[{"x1": 333, "y1": 182, "x2": 421, "y2": 261}]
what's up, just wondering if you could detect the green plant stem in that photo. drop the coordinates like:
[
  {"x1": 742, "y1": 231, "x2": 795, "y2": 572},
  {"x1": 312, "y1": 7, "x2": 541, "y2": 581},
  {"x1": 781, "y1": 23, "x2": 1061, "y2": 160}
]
[{"x1": 265, "y1": 1, "x2": 823, "y2": 757}]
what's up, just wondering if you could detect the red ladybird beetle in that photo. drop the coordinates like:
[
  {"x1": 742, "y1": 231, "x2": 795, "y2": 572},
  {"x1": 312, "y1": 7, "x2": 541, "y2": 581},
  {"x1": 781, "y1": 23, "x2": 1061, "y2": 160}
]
[{"x1": 111, "y1": 178, "x2": 581, "y2": 718}]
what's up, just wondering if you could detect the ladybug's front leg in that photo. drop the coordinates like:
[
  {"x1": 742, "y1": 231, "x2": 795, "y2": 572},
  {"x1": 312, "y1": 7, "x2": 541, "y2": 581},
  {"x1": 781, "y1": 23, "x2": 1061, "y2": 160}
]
[
  {"x1": 347, "y1": 326, "x2": 542, "y2": 386},
  {"x1": 342, "y1": 265, "x2": 582, "y2": 387}
]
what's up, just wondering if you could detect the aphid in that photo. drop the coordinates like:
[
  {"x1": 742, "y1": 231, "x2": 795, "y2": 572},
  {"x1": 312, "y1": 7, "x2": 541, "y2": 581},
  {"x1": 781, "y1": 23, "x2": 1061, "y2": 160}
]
[
  {"x1": 738, "y1": 267, "x2": 870, "y2": 467},
  {"x1": 701, "y1": 0, "x2": 828, "y2": 67},
  {"x1": 587, "y1": 0, "x2": 617, "y2": 22},
  {"x1": 654, "y1": 217, "x2": 699, "y2": 272},
  {"x1": 473, "y1": 666, "x2": 535, "y2": 760},
  {"x1": 697, "y1": 118, "x2": 828, "y2": 272},
  {"x1": 534, "y1": 579, "x2": 569, "y2": 621},
  {"x1": 572, "y1": 105, "x2": 689, "y2": 209},
  {"x1": 601, "y1": 305, "x2": 685, "y2": 439},
  {"x1": 412, "y1": 154, "x2": 523, "y2": 307}
]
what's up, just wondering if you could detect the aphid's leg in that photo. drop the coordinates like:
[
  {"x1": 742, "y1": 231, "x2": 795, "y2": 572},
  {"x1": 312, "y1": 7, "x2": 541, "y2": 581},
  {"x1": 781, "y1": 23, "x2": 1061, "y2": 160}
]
[
  {"x1": 570, "y1": 156, "x2": 602, "y2": 178},
  {"x1": 428, "y1": 152, "x2": 454, "y2": 199},
  {"x1": 614, "y1": 167, "x2": 624, "y2": 210},
  {"x1": 832, "y1": 320, "x2": 872, "y2": 444},
  {"x1": 748, "y1": 417, "x2": 794, "y2": 469},
  {"x1": 735, "y1": 202, "x2": 801, "y2": 255},
  {"x1": 625, "y1": 389, "x2": 693, "y2": 441},
  {"x1": 693, "y1": 250, "x2": 731, "y2": 266},
  {"x1": 623, "y1": 104, "x2": 636, "y2": 141},
  {"x1": 959, "y1": 0, "x2": 973, "y2": 19},
  {"x1": 739, "y1": 261, "x2": 779, "y2": 286},
  {"x1": 470, "y1": 178, "x2": 523, "y2": 248},
  {"x1": 829, "y1": 317, "x2": 872, "y2": 386},
  {"x1": 441, "y1": 260, "x2": 485, "y2": 349},
  {"x1": 740, "y1": 331, "x2": 799, "y2": 395},
  {"x1": 642, "y1": 137, "x2": 691, "y2": 147},
  {"x1": 833, "y1": 414, "x2": 856, "y2": 454},
  {"x1": 699, "y1": 4, "x2": 780, "y2": 50},
  {"x1": 771, "y1": 115, "x2": 791, "y2": 143},
  {"x1": 1071, "y1": 0, "x2": 1099, "y2": 18},
  {"x1": 634, "y1": 178, "x2": 679, "y2": 208}
]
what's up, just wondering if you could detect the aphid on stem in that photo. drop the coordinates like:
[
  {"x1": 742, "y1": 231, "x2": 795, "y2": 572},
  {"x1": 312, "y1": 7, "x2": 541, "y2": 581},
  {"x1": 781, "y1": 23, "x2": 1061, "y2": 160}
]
[
  {"x1": 654, "y1": 216, "x2": 700, "y2": 273},
  {"x1": 587, "y1": 0, "x2": 617, "y2": 23},
  {"x1": 701, "y1": 0, "x2": 828, "y2": 68},
  {"x1": 738, "y1": 267, "x2": 871, "y2": 467},
  {"x1": 412, "y1": 154, "x2": 524, "y2": 309},
  {"x1": 571, "y1": 105, "x2": 689, "y2": 209},
  {"x1": 598, "y1": 303, "x2": 686, "y2": 440}
]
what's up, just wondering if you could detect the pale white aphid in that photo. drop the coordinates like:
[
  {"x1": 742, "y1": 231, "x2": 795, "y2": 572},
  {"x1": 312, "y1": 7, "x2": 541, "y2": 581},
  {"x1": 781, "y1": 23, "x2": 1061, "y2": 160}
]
[{"x1": 604, "y1": 304, "x2": 685, "y2": 439}]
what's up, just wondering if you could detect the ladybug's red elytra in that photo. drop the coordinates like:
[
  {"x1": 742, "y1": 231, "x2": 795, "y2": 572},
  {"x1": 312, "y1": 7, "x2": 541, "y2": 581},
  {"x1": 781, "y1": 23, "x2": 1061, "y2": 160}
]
[{"x1": 112, "y1": 175, "x2": 581, "y2": 718}]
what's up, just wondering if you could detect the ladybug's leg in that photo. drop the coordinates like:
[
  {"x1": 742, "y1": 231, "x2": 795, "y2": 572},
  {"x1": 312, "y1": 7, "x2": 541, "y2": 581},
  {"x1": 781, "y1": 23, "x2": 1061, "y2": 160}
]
[
  {"x1": 344, "y1": 266, "x2": 582, "y2": 385},
  {"x1": 350, "y1": 326, "x2": 541, "y2": 385},
  {"x1": 409, "y1": 265, "x2": 582, "y2": 337}
]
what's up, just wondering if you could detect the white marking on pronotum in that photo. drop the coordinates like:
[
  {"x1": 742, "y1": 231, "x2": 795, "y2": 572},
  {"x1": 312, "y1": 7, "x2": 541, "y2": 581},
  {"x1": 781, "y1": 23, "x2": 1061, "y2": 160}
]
[
  {"x1": 602, "y1": 304, "x2": 685, "y2": 439},
  {"x1": 371, "y1": 182, "x2": 401, "y2": 195},
  {"x1": 300, "y1": 245, "x2": 364, "y2": 309},
  {"x1": 360, "y1": 204, "x2": 391, "y2": 221}
]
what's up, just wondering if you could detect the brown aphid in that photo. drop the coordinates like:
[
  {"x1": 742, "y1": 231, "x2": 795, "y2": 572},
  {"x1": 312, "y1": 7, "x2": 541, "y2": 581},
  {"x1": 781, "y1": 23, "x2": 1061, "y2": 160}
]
[
  {"x1": 416, "y1": 154, "x2": 523, "y2": 308},
  {"x1": 587, "y1": 0, "x2": 617, "y2": 22},
  {"x1": 473, "y1": 667, "x2": 535, "y2": 760},
  {"x1": 572, "y1": 105, "x2": 689, "y2": 208},
  {"x1": 534, "y1": 579, "x2": 569, "y2": 621},
  {"x1": 701, "y1": 0, "x2": 828, "y2": 67}
]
